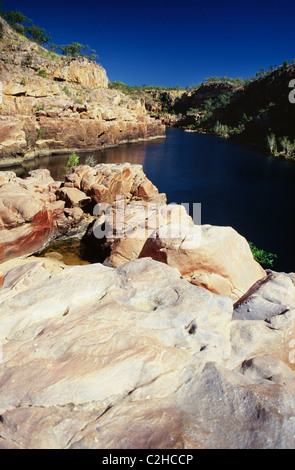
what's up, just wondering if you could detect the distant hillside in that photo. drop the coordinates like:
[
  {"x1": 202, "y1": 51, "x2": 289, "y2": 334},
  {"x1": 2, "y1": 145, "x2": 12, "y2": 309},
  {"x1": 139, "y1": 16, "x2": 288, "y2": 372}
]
[{"x1": 125, "y1": 66, "x2": 295, "y2": 159}]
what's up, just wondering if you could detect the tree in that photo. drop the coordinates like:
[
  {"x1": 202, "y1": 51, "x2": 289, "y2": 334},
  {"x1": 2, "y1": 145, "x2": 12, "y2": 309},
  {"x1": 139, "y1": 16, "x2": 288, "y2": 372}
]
[
  {"x1": 59, "y1": 42, "x2": 84, "y2": 57},
  {"x1": 59, "y1": 42, "x2": 98, "y2": 60},
  {"x1": 47, "y1": 43, "x2": 58, "y2": 53},
  {"x1": 26, "y1": 24, "x2": 50, "y2": 45},
  {"x1": 2, "y1": 9, "x2": 31, "y2": 27}
]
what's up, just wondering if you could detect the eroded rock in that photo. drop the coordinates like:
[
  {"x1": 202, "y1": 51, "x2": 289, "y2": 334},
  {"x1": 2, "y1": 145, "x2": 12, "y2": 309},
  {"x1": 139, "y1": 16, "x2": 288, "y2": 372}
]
[
  {"x1": 0, "y1": 257, "x2": 294, "y2": 449},
  {"x1": 139, "y1": 223, "x2": 266, "y2": 302}
]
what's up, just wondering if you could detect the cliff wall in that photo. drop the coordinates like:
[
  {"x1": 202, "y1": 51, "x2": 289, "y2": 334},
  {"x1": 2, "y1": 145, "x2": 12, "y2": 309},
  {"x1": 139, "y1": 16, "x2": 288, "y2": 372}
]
[{"x1": 0, "y1": 17, "x2": 165, "y2": 165}]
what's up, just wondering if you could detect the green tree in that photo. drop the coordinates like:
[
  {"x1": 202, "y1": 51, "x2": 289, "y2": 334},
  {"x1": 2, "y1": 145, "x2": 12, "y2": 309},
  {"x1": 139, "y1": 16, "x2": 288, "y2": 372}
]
[
  {"x1": 47, "y1": 43, "x2": 58, "y2": 53},
  {"x1": 26, "y1": 24, "x2": 50, "y2": 45},
  {"x1": 2, "y1": 9, "x2": 31, "y2": 27},
  {"x1": 59, "y1": 42, "x2": 84, "y2": 56},
  {"x1": 65, "y1": 153, "x2": 80, "y2": 172}
]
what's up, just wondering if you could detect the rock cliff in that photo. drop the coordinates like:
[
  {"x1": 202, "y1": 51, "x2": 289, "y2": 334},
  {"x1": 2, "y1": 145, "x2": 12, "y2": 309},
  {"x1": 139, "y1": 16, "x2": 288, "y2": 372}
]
[{"x1": 0, "y1": 17, "x2": 165, "y2": 165}]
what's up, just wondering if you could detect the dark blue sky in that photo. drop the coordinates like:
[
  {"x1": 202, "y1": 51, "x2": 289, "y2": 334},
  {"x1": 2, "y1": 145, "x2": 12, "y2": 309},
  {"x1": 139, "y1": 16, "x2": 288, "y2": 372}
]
[{"x1": 3, "y1": 0, "x2": 295, "y2": 87}]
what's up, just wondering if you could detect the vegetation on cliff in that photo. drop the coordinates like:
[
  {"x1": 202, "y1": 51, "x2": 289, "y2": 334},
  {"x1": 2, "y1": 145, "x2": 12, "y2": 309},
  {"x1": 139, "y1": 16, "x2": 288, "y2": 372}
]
[
  {"x1": 0, "y1": 12, "x2": 165, "y2": 162},
  {"x1": 126, "y1": 63, "x2": 295, "y2": 159},
  {"x1": 0, "y1": 1, "x2": 98, "y2": 61}
]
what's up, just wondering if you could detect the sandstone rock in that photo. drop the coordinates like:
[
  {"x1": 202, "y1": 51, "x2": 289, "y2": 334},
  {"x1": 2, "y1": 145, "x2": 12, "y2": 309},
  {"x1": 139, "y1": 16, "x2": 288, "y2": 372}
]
[
  {"x1": 0, "y1": 180, "x2": 56, "y2": 261},
  {"x1": 0, "y1": 171, "x2": 17, "y2": 185},
  {"x1": 174, "y1": 361, "x2": 295, "y2": 449},
  {"x1": 0, "y1": 270, "x2": 4, "y2": 289},
  {"x1": 56, "y1": 187, "x2": 91, "y2": 208},
  {"x1": 135, "y1": 179, "x2": 159, "y2": 200},
  {"x1": 52, "y1": 58, "x2": 109, "y2": 88},
  {"x1": 67, "y1": 163, "x2": 165, "y2": 206},
  {"x1": 0, "y1": 164, "x2": 169, "y2": 263},
  {"x1": 107, "y1": 202, "x2": 192, "y2": 267},
  {"x1": 139, "y1": 223, "x2": 266, "y2": 302},
  {"x1": 0, "y1": 20, "x2": 166, "y2": 160},
  {"x1": 27, "y1": 169, "x2": 53, "y2": 181},
  {"x1": 0, "y1": 169, "x2": 90, "y2": 263},
  {"x1": 0, "y1": 255, "x2": 66, "y2": 277},
  {"x1": 226, "y1": 271, "x2": 295, "y2": 369},
  {"x1": 236, "y1": 355, "x2": 295, "y2": 394},
  {"x1": 102, "y1": 109, "x2": 117, "y2": 121},
  {"x1": 0, "y1": 257, "x2": 294, "y2": 449},
  {"x1": 233, "y1": 271, "x2": 295, "y2": 321}
]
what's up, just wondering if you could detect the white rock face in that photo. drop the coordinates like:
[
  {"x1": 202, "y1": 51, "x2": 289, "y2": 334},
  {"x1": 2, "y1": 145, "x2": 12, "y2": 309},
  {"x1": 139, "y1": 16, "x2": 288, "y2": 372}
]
[{"x1": 0, "y1": 258, "x2": 294, "y2": 449}]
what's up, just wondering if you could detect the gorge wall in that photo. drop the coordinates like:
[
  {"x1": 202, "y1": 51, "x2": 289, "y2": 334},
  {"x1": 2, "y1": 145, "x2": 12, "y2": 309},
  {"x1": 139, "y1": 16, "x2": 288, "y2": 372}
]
[{"x1": 0, "y1": 17, "x2": 165, "y2": 166}]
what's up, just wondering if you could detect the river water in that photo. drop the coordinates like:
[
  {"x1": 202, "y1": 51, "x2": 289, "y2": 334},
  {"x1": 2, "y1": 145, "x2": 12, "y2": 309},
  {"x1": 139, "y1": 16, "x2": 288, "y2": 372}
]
[{"x1": 8, "y1": 127, "x2": 295, "y2": 272}]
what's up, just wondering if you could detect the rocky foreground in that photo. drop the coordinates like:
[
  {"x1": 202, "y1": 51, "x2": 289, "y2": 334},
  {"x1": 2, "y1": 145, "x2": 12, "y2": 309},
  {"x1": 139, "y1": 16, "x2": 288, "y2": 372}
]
[{"x1": 0, "y1": 163, "x2": 295, "y2": 449}]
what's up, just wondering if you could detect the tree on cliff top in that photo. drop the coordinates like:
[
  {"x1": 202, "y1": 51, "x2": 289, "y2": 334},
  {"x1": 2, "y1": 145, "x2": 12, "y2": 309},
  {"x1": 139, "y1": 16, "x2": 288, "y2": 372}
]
[
  {"x1": 1, "y1": 8, "x2": 32, "y2": 35},
  {"x1": 26, "y1": 24, "x2": 51, "y2": 45},
  {"x1": 0, "y1": 2, "x2": 51, "y2": 45},
  {"x1": 59, "y1": 42, "x2": 98, "y2": 61}
]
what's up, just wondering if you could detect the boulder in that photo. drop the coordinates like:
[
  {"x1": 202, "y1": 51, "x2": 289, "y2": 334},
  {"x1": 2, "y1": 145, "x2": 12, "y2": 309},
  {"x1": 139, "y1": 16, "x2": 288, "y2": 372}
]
[
  {"x1": 107, "y1": 202, "x2": 192, "y2": 267},
  {"x1": 55, "y1": 187, "x2": 91, "y2": 208},
  {"x1": 0, "y1": 181, "x2": 56, "y2": 261},
  {"x1": 139, "y1": 223, "x2": 266, "y2": 302}
]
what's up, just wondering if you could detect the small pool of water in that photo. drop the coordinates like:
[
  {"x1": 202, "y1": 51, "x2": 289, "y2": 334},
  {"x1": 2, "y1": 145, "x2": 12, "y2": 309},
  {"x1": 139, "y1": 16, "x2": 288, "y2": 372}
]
[{"x1": 36, "y1": 239, "x2": 90, "y2": 266}]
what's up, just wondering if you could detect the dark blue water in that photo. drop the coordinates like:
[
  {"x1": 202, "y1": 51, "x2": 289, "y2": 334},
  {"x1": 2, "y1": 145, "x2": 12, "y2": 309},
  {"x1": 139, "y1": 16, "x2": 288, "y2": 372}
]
[
  {"x1": 144, "y1": 128, "x2": 295, "y2": 273},
  {"x1": 11, "y1": 127, "x2": 295, "y2": 272}
]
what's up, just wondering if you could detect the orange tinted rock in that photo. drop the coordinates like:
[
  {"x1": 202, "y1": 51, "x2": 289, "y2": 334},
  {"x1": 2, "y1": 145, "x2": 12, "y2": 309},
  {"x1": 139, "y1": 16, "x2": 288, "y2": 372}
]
[
  {"x1": 136, "y1": 180, "x2": 159, "y2": 200},
  {"x1": 0, "y1": 172, "x2": 57, "y2": 262},
  {"x1": 0, "y1": 271, "x2": 4, "y2": 289},
  {"x1": 140, "y1": 223, "x2": 266, "y2": 302},
  {"x1": 55, "y1": 187, "x2": 91, "y2": 208}
]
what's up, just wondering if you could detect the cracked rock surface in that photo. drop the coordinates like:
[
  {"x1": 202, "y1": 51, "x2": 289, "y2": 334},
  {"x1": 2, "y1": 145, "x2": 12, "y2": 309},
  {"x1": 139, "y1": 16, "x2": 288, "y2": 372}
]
[{"x1": 0, "y1": 257, "x2": 294, "y2": 449}]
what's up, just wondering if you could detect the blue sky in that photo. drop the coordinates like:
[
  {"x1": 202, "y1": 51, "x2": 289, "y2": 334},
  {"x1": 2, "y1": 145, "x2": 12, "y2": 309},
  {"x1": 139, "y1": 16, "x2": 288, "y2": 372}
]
[{"x1": 3, "y1": 0, "x2": 295, "y2": 87}]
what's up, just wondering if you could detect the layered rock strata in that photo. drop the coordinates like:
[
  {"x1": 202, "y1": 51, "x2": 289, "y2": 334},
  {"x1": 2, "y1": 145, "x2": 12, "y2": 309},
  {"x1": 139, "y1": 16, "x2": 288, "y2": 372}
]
[{"x1": 0, "y1": 17, "x2": 165, "y2": 164}]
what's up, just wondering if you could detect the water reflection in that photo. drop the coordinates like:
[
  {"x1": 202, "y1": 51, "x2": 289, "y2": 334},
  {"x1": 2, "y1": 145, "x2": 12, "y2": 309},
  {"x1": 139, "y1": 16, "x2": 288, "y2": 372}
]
[
  {"x1": 3, "y1": 140, "x2": 163, "y2": 180},
  {"x1": 2, "y1": 129, "x2": 295, "y2": 272}
]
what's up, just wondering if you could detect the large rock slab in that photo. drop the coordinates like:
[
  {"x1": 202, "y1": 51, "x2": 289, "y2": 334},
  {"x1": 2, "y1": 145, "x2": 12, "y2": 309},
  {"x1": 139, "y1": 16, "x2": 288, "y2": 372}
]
[
  {"x1": 0, "y1": 257, "x2": 294, "y2": 448},
  {"x1": 227, "y1": 271, "x2": 295, "y2": 369}
]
